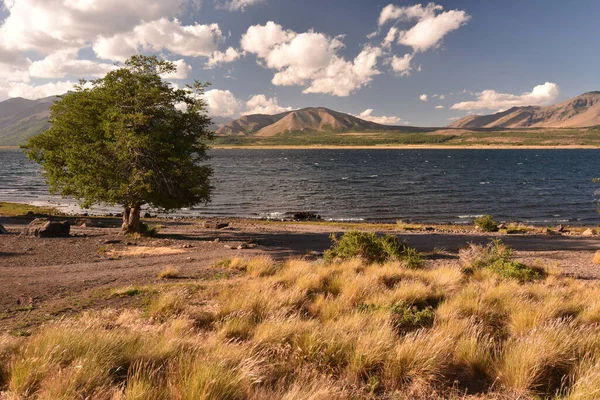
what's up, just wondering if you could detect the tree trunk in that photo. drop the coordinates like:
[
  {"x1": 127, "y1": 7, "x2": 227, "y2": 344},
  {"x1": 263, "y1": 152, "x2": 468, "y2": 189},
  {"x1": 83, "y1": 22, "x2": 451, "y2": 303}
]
[{"x1": 122, "y1": 204, "x2": 142, "y2": 234}]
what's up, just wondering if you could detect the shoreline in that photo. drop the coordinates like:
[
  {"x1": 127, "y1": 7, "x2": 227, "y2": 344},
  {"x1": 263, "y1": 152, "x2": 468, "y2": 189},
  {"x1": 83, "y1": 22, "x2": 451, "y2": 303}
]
[
  {"x1": 3, "y1": 145, "x2": 600, "y2": 150},
  {"x1": 212, "y1": 144, "x2": 600, "y2": 150}
]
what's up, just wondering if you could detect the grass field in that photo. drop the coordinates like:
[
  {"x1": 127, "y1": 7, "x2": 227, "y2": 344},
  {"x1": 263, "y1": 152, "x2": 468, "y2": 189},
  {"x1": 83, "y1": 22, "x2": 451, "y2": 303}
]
[
  {"x1": 212, "y1": 127, "x2": 600, "y2": 147},
  {"x1": 2, "y1": 237, "x2": 600, "y2": 399}
]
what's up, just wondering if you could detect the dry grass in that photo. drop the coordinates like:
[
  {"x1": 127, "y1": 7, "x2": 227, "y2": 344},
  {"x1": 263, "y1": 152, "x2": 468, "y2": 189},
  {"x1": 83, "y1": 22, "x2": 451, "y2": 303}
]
[
  {"x1": 4, "y1": 241, "x2": 600, "y2": 398},
  {"x1": 158, "y1": 266, "x2": 181, "y2": 279}
]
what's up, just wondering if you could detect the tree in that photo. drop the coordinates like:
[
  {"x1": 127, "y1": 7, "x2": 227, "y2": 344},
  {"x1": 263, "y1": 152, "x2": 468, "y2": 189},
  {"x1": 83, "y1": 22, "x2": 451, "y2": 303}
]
[{"x1": 24, "y1": 55, "x2": 213, "y2": 234}]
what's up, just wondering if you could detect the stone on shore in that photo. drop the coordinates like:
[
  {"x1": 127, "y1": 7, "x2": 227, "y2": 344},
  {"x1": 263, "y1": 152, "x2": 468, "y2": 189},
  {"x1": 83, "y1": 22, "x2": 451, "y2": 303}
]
[
  {"x1": 24, "y1": 218, "x2": 70, "y2": 238},
  {"x1": 0, "y1": 223, "x2": 8, "y2": 234},
  {"x1": 594, "y1": 251, "x2": 600, "y2": 265},
  {"x1": 203, "y1": 220, "x2": 229, "y2": 229},
  {"x1": 582, "y1": 228, "x2": 595, "y2": 237}
]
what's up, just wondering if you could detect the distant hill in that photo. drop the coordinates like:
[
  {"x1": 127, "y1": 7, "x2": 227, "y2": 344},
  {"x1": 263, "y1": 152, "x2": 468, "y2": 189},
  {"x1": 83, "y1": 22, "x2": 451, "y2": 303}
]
[
  {"x1": 216, "y1": 107, "x2": 414, "y2": 136},
  {"x1": 0, "y1": 97, "x2": 234, "y2": 146},
  {"x1": 449, "y1": 92, "x2": 600, "y2": 129},
  {"x1": 0, "y1": 96, "x2": 57, "y2": 146}
]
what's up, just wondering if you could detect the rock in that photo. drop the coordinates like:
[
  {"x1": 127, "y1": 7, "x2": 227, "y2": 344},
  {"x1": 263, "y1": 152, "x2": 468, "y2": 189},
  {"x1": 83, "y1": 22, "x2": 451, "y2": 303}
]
[
  {"x1": 0, "y1": 223, "x2": 8, "y2": 234},
  {"x1": 143, "y1": 212, "x2": 153, "y2": 219},
  {"x1": 214, "y1": 238, "x2": 221, "y2": 243},
  {"x1": 223, "y1": 244, "x2": 232, "y2": 249},
  {"x1": 497, "y1": 223, "x2": 507, "y2": 230},
  {"x1": 25, "y1": 211, "x2": 35, "y2": 217},
  {"x1": 594, "y1": 251, "x2": 600, "y2": 265},
  {"x1": 582, "y1": 228, "x2": 595, "y2": 237},
  {"x1": 75, "y1": 218, "x2": 106, "y2": 228},
  {"x1": 424, "y1": 227, "x2": 435, "y2": 231},
  {"x1": 292, "y1": 212, "x2": 321, "y2": 221},
  {"x1": 237, "y1": 244, "x2": 247, "y2": 250},
  {"x1": 24, "y1": 218, "x2": 70, "y2": 238},
  {"x1": 556, "y1": 224, "x2": 565, "y2": 232},
  {"x1": 103, "y1": 239, "x2": 121, "y2": 244},
  {"x1": 203, "y1": 220, "x2": 229, "y2": 229}
]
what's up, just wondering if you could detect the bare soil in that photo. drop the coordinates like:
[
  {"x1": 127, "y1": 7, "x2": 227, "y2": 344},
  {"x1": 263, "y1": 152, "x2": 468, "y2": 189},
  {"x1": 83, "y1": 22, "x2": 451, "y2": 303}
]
[{"x1": 1, "y1": 217, "x2": 600, "y2": 333}]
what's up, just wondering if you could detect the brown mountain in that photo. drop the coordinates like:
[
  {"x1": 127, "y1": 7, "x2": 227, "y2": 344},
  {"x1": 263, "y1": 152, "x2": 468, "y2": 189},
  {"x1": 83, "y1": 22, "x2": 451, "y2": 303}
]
[
  {"x1": 449, "y1": 92, "x2": 600, "y2": 129},
  {"x1": 216, "y1": 107, "x2": 397, "y2": 136}
]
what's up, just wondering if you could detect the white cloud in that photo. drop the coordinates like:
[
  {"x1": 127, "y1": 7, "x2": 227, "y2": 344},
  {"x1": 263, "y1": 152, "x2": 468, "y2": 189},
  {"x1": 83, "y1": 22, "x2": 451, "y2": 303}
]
[
  {"x1": 0, "y1": 0, "x2": 201, "y2": 53},
  {"x1": 215, "y1": 0, "x2": 265, "y2": 11},
  {"x1": 378, "y1": 3, "x2": 442, "y2": 26},
  {"x1": 240, "y1": 21, "x2": 295, "y2": 58},
  {"x1": 29, "y1": 48, "x2": 116, "y2": 78},
  {"x1": 243, "y1": 95, "x2": 292, "y2": 115},
  {"x1": 382, "y1": 27, "x2": 398, "y2": 48},
  {"x1": 450, "y1": 82, "x2": 560, "y2": 111},
  {"x1": 242, "y1": 22, "x2": 382, "y2": 97},
  {"x1": 419, "y1": 94, "x2": 428, "y2": 101},
  {"x1": 162, "y1": 59, "x2": 192, "y2": 80},
  {"x1": 390, "y1": 53, "x2": 413, "y2": 76},
  {"x1": 435, "y1": 105, "x2": 444, "y2": 109},
  {"x1": 398, "y1": 10, "x2": 471, "y2": 52},
  {"x1": 205, "y1": 47, "x2": 242, "y2": 68},
  {"x1": 93, "y1": 19, "x2": 223, "y2": 62},
  {"x1": 203, "y1": 89, "x2": 241, "y2": 116},
  {"x1": 378, "y1": 3, "x2": 470, "y2": 53},
  {"x1": 1, "y1": 80, "x2": 77, "y2": 101},
  {"x1": 356, "y1": 109, "x2": 401, "y2": 125}
]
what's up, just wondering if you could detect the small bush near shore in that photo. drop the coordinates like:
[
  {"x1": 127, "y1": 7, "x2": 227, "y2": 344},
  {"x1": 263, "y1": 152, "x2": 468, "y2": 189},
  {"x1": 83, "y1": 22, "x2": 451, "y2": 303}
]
[
  {"x1": 4, "y1": 243, "x2": 600, "y2": 399},
  {"x1": 474, "y1": 215, "x2": 499, "y2": 232},
  {"x1": 325, "y1": 230, "x2": 423, "y2": 267},
  {"x1": 157, "y1": 266, "x2": 181, "y2": 279},
  {"x1": 460, "y1": 240, "x2": 544, "y2": 282}
]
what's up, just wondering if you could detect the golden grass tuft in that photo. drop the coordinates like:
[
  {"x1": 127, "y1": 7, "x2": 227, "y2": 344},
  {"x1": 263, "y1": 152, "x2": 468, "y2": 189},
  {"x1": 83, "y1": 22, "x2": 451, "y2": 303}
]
[{"x1": 157, "y1": 266, "x2": 181, "y2": 279}]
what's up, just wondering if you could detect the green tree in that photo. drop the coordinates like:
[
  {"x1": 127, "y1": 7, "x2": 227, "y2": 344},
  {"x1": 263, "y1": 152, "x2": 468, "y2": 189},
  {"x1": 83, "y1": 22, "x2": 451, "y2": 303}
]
[{"x1": 24, "y1": 55, "x2": 213, "y2": 234}]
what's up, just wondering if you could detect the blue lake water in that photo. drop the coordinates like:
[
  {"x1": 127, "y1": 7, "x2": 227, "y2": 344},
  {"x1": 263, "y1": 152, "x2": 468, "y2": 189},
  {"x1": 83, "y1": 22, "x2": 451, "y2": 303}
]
[{"x1": 1, "y1": 148, "x2": 600, "y2": 225}]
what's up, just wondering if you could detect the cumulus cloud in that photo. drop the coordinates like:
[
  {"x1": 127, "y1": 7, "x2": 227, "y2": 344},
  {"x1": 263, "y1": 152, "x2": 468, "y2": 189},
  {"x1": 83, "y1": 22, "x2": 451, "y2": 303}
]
[
  {"x1": 215, "y1": 0, "x2": 265, "y2": 11},
  {"x1": 378, "y1": 3, "x2": 470, "y2": 52},
  {"x1": 93, "y1": 19, "x2": 223, "y2": 62},
  {"x1": 203, "y1": 89, "x2": 241, "y2": 116},
  {"x1": 0, "y1": 0, "x2": 201, "y2": 53},
  {"x1": 390, "y1": 53, "x2": 413, "y2": 76},
  {"x1": 356, "y1": 109, "x2": 401, "y2": 125},
  {"x1": 450, "y1": 82, "x2": 560, "y2": 111},
  {"x1": 162, "y1": 59, "x2": 192, "y2": 80},
  {"x1": 243, "y1": 95, "x2": 293, "y2": 115},
  {"x1": 435, "y1": 105, "x2": 444, "y2": 109},
  {"x1": 205, "y1": 47, "x2": 242, "y2": 69},
  {"x1": 0, "y1": 80, "x2": 78, "y2": 101},
  {"x1": 241, "y1": 22, "x2": 382, "y2": 96},
  {"x1": 29, "y1": 48, "x2": 116, "y2": 79},
  {"x1": 419, "y1": 94, "x2": 428, "y2": 101}
]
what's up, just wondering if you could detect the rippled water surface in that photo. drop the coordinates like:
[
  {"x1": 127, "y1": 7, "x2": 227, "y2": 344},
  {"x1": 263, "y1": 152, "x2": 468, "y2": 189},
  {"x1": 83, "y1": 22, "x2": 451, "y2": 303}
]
[{"x1": 1, "y1": 148, "x2": 600, "y2": 224}]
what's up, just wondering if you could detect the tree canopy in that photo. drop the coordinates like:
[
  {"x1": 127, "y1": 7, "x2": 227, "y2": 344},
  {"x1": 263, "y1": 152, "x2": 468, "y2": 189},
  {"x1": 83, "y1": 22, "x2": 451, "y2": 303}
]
[{"x1": 24, "y1": 55, "x2": 214, "y2": 234}]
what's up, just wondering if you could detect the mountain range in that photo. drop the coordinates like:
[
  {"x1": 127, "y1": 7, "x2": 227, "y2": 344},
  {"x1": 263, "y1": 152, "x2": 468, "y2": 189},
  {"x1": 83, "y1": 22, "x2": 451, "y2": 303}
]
[
  {"x1": 449, "y1": 92, "x2": 600, "y2": 129},
  {"x1": 0, "y1": 91, "x2": 599, "y2": 146}
]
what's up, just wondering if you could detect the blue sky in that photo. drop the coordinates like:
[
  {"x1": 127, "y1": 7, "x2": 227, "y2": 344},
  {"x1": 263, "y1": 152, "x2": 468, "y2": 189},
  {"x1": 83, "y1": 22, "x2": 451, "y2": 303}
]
[{"x1": 0, "y1": 0, "x2": 598, "y2": 126}]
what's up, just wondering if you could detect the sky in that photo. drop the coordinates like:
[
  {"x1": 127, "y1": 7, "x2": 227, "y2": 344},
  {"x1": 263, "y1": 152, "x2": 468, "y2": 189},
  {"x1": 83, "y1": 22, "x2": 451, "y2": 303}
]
[{"x1": 0, "y1": 0, "x2": 599, "y2": 126}]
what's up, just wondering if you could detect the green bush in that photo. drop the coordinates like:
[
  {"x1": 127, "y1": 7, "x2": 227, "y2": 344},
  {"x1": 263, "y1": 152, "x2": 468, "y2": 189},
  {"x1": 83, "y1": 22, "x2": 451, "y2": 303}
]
[
  {"x1": 390, "y1": 302, "x2": 435, "y2": 334},
  {"x1": 325, "y1": 230, "x2": 422, "y2": 267},
  {"x1": 460, "y1": 240, "x2": 544, "y2": 283},
  {"x1": 474, "y1": 215, "x2": 499, "y2": 232},
  {"x1": 488, "y1": 259, "x2": 543, "y2": 283}
]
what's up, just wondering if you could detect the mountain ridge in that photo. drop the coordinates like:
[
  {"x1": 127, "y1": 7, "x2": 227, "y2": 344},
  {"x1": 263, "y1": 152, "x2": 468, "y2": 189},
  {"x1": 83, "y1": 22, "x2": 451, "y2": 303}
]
[{"x1": 449, "y1": 92, "x2": 600, "y2": 129}]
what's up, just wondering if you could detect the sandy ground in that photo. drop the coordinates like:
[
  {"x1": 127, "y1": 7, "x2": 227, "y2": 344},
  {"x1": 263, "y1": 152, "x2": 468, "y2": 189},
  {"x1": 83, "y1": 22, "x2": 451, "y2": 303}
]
[{"x1": 1, "y1": 217, "x2": 600, "y2": 332}]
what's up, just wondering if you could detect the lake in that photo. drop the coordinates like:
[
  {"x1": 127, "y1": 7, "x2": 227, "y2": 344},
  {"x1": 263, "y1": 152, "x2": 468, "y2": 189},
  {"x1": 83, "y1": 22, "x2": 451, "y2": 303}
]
[{"x1": 1, "y1": 148, "x2": 599, "y2": 225}]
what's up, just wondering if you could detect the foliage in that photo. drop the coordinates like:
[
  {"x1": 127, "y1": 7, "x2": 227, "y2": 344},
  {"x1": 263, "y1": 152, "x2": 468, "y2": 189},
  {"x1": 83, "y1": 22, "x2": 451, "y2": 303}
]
[
  {"x1": 460, "y1": 240, "x2": 544, "y2": 282},
  {"x1": 390, "y1": 301, "x2": 435, "y2": 334},
  {"x1": 23, "y1": 55, "x2": 213, "y2": 234},
  {"x1": 325, "y1": 230, "x2": 422, "y2": 266},
  {"x1": 473, "y1": 215, "x2": 499, "y2": 232}
]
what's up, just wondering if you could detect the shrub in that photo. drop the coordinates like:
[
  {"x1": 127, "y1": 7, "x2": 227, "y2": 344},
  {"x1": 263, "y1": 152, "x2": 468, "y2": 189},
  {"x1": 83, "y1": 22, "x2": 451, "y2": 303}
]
[
  {"x1": 325, "y1": 230, "x2": 422, "y2": 267},
  {"x1": 473, "y1": 215, "x2": 498, "y2": 232},
  {"x1": 460, "y1": 240, "x2": 544, "y2": 283},
  {"x1": 390, "y1": 302, "x2": 435, "y2": 334}
]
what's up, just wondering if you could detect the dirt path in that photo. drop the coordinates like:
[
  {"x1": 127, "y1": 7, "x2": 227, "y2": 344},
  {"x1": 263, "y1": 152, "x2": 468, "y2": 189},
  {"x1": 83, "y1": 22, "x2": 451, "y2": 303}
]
[{"x1": 1, "y1": 218, "x2": 600, "y2": 332}]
